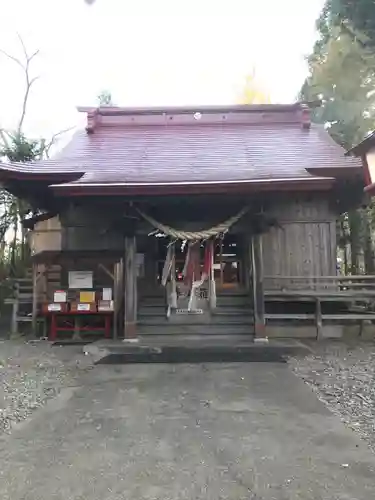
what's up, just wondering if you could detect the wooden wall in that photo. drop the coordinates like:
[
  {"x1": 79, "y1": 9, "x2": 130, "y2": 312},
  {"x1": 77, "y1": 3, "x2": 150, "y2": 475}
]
[
  {"x1": 28, "y1": 217, "x2": 62, "y2": 255},
  {"x1": 60, "y1": 205, "x2": 124, "y2": 251},
  {"x1": 29, "y1": 195, "x2": 338, "y2": 294},
  {"x1": 262, "y1": 195, "x2": 337, "y2": 290}
]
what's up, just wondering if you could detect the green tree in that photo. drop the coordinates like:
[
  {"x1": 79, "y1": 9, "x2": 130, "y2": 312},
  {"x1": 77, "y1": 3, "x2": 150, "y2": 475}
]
[
  {"x1": 330, "y1": 0, "x2": 375, "y2": 47},
  {"x1": 301, "y1": 1, "x2": 375, "y2": 274}
]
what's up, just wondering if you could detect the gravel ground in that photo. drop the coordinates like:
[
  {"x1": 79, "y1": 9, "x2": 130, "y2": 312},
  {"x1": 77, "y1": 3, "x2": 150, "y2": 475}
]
[
  {"x1": 0, "y1": 340, "x2": 93, "y2": 435},
  {"x1": 289, "y1": 340, "x2": 375, "y2": 452}
]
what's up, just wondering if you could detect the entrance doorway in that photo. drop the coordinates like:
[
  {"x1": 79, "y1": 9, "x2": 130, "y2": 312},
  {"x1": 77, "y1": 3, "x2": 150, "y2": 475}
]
[
  {"x1": 214, "y1": 235, "x2": 242, "y2": 289},
  {"x1": 155, "y1": 234, "x2": 243, "y2": 289}
]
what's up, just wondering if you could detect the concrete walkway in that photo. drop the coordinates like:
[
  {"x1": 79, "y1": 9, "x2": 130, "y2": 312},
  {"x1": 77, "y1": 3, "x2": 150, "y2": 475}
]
[{"x1": 1, "y1": 362, "x2": 375, "y2": 499}]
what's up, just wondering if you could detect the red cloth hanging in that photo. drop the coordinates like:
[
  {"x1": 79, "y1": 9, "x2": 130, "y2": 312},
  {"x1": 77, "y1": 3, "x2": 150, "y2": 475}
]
[{"x1": 183, "y1": 240, "x2": 213, "y2": 286}]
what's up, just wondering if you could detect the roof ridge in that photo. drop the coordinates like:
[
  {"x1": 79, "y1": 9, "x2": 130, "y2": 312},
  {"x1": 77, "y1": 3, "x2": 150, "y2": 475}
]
[{"x1": 79, "y1": 103, "x2": 312, "y2": 134}]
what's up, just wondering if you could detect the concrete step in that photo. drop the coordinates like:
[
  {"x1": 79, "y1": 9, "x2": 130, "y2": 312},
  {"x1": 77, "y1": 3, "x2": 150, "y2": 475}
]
[
  {"x1": 137, "y1": 334, "x2": 255, "y2": 345},
  {"x1": 137, "y1": 324, "x2": 254, "y2": 335},
  {"x1": 90, "y1": 337, "x2": 309, "y2": 364}
]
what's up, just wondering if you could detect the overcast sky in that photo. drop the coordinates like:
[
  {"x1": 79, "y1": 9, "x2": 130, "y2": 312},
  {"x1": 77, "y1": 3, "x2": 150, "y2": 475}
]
[{"x1": 0, "y1": 0, "x2": 325, "y2": 138}]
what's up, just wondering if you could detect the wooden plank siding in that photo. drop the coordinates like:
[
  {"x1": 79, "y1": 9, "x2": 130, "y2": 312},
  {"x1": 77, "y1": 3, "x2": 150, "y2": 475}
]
[
  {"x1": 28, "y1": 216, "x2": 62, "y2": 255},
  {"x1": 28, "y1": 194, "x2": 338, "y2": 295},
  {"x1": 263, "y1": 196, "x2": 337, "y2": 291}
]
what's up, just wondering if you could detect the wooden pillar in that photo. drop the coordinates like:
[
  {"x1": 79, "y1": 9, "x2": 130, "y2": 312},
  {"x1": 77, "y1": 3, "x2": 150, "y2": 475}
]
[
  {"x1": 251, "y1": 234, "x2": 267, "y2": 341},
  {"x1": 31, "y1": 263, "x2": 38, "y2": 337},
  {"x1": 124, "y1": 236, "x2": 137, "y2": 338},
  {"x1": 113, "y1": 259, "x2": 124, "y2": 340},
  {"x1": 113, "y1": 261, "x2": 119, "y2": 341},
  {"x1": 315, "y1": 297, "x2": 323, "y2": 340}
]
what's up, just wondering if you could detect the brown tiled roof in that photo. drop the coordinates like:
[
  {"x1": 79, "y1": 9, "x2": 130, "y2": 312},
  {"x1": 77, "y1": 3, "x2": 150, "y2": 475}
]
[{"x1": 0, "y1": 105, "x2": 362, "y2": 189}]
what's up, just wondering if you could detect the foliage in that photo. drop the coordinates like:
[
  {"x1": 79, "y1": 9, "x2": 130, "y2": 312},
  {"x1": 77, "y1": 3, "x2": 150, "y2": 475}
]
[
  {"x1": 1, "y1": 133, "x2": 43, "y2": 162},
  {"x1": 238, "y1": 69, "x2": 271, "y2": 104},
  {"x1": 301, "y1": 28, "x2": 375, "y2": 147},
  {"x1": 302, "y1": 0, "x2": 375, "y2": 273},
  {"x1": 329, "y1": 0, "x2": 375, "y2": 47},
  {"x1": 97, "y1": 90, "x2": 114, "y2": 106}
]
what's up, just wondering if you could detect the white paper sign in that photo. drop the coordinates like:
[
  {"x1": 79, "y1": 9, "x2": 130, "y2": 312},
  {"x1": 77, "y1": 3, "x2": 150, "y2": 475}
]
[
  {"x1": 68, "y1": 271, "x2": 93, "y2": 289},
  {"x1": 102, "y1": 288, "x2": 112, "y2": 301},
  {"x1": 53, "y1": 290, "x2": 67, "y2": 303},
  {"x1": 48, "y1": 303, "x2": 62, "y2": 312},
  {"x1": 98, "y1": 300, "x2": 114, "y2": 311},
  {"x1": 77, "y1": 303, "x2": 90, "y2": 311}
]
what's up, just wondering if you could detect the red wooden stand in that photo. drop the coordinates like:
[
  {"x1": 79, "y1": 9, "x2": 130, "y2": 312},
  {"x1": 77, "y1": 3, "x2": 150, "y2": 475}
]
[{"x1": 42, "y1": 311, "x2": 112, "y2": 341}]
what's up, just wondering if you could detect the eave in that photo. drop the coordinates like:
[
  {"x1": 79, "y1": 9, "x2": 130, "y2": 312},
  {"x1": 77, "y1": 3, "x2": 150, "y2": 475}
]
[
  {"x1": 0, "y1": 161, "x2": 84, "y2": 183},
  {"x1": 306, "y1": 166, "x2": 363, "y2": 179},
  {"x1": 346, "y1": 132, "x2": 375, "y2": 157},
  {"x1": 22, "y1": 211, "x2": 58, "y2": 230},
  {"x1": 49, "y1": 177, "x2": 336, "y2": 197}
]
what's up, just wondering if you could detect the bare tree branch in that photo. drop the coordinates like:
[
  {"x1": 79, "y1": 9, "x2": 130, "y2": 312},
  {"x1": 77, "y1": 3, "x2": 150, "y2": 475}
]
[
  {"x1": 17, "y1": 33, "x2": 40, "y2": 64},
  {"x1": 18, "y1": 74, "x2": 39, "y2": 135},
  {"x1": 17, "y1": 33, "x2": 28, "y2": 59},
  {"x1": 0, "y1": 48, "x2": 24, "y2": 70},
  {"x1": 43, "y1": 127, "x2": 74, "y2": 158},
  {"x1": 0, "y1": 35, "x2": 40, "y2": 135}
]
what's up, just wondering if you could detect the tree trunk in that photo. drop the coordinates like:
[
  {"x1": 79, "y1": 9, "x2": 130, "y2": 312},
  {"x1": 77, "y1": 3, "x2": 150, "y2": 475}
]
[
  {"x1": 10, "y1": 219, "x2": 18, "y2": 277},
  {"x1": 348, "y1": 210, "x2": 362, "y2": 274},
  {"x1": 363, "y1": 211, "x2": 375, "y2": 274}
]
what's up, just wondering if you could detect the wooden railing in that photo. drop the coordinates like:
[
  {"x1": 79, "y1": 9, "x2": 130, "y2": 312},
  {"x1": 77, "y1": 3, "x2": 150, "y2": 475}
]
[
  {"x1": 263, "y1": 275, "x2": 375, "y2": 339},
  {"x1": 264, "y1": 275, "x2": 375, "y2": 293}
]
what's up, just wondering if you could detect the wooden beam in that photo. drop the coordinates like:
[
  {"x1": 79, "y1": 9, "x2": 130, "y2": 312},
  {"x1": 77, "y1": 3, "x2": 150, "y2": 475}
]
[
  {"x1": 124, "y1": 236, "x2": 137, "y2": 338},
  {"x1": 251, "y1": 234, "x2": 266, "y2": 340},
  {"x1": 98, "y1": 263, "x2": 114, "y2": 280}
]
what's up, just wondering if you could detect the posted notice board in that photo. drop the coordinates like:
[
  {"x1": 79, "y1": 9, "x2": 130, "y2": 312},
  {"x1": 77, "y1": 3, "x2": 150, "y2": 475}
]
[{"x1": 68, "y1": 271, "x2": 93, "y2": 289}]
